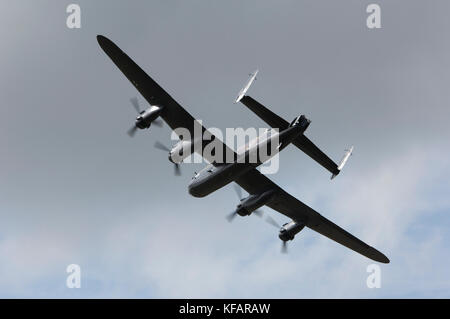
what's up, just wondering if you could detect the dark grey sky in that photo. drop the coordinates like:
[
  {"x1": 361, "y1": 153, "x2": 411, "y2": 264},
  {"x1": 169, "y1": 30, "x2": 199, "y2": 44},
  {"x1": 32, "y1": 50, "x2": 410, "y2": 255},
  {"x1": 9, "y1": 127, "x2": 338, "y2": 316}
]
[{"x1": 0, "y1": 1, "x2": 449, "y2": 297}]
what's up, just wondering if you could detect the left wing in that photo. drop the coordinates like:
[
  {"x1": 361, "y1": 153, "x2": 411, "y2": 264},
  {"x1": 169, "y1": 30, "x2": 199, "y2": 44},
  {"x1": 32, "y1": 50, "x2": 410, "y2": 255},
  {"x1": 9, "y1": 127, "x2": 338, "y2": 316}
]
[
  {"x1": 235, "y1": 169, "x2": 390, "y2": 263},
  {"x1": 97, "y1": 35, "x2": 236, "y2": 165}
]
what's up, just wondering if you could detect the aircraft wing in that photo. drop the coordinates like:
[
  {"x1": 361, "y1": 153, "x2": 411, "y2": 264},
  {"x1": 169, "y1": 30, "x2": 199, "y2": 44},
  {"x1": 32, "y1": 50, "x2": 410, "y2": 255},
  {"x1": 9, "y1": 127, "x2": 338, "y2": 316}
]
[
  {"x1": 240, "y1": 96, "x2": 340, "y2": 176},
  {"x1": 234, "y1": 169, "x2": 390, "y2": 263},
  {"x1": 97, "y1": 35, "x2": 236, "y2": 164}
]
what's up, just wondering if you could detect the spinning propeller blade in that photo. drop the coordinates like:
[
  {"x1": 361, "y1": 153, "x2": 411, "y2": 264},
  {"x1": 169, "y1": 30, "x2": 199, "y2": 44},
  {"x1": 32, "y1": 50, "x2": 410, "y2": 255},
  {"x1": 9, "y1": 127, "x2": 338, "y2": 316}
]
[
  {"x1": 153, "y1": 119, "x2": 164, "y2": 127},
  {"x1": 265, "y1": 215, "x2": 280, "y2": 229},
  {"x1": 226, "y1": 211, "x2": 238, "y2": 222},
  {"x1": 174, "y1": 163, "x2": 181, "y2": 176},
  {"x1": 233, "y1": 184, "x2": 243, "y2": 200},
  {"x1": 281, "y1": 241, "x2": 288, "y2": 254},
  {"x1": 130, "y1": 97, "x2": 141, "y2": 113},
  {"x1": 154, "y1": 141, "x2": 182, "y2": 176},
  {"x1": 127, "y1": 126, "x2": 138, "y2": 137},
  {"x1": 154, "y1": 141, "x2": 170, "y2": 152},
  {"x1": 229, "y1": 185, "x2": 281, "y2": 229}
]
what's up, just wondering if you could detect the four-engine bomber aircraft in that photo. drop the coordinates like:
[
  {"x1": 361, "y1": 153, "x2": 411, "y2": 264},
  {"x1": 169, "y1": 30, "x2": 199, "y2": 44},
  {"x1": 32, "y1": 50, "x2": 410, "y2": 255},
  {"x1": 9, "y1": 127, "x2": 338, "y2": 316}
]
[{"x1": 97, "y1": 35, "x2": 389, "y2": 263}]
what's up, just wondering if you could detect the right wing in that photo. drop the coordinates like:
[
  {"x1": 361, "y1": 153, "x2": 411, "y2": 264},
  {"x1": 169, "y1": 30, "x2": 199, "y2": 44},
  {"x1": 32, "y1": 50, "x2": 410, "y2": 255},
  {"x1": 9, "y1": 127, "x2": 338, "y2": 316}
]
[
  {"x1": 234, "y1": 168, "x2": 390, "y2": 263},
  {"x1": 240, "y1": 96, "x2": 340, "y2": 176}
]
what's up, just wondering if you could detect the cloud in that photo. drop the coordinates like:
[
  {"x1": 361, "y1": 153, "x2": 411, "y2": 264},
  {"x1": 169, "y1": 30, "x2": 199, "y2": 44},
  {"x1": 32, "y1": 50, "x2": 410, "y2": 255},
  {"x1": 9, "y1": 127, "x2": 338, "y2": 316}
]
[
  {"x1": 1, "y1": 143, "x2": 443, "y2": 298},
  {"x1": 127, "y1": 143, "x2": 450, "y2": 298}
]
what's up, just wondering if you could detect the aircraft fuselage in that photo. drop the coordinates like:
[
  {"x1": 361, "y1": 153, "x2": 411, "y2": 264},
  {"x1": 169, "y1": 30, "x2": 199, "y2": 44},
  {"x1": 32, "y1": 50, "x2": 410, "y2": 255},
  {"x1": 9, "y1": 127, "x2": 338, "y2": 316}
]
[{"x1": 188, "y1": 121, "x2": 307, "y2": 197}]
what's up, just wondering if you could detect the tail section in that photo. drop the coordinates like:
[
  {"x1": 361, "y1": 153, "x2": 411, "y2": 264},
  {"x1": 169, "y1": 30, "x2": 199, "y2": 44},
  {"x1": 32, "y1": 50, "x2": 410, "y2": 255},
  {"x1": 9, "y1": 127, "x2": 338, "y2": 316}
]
[{"x1": 235, "y1": 69, "x2": 352, "y2": 179}]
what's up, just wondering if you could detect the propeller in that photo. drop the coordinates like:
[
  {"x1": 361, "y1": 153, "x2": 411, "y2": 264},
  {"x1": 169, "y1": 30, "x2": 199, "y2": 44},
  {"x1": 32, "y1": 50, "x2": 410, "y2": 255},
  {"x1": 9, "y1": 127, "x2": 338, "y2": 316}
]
[
  {"x1": 130, "y1": 97, "x2": 141, "y2": 113},
  {"x1": 154, "y1": 141, "x2": 182, "y2": 176},
  {"x1": 281, "y1": 241, "x2": 288, "y2": 254},
  {"x1": 127, "y1": 126, "x2": 138, "y2": 137},
  {"x1": 153, "y1": 119, "x2": 164, "y2": 127},
  {"x1": 229, "y1": 185, "x2": 288, "y2": 253},
  {"x1": 233, "y1": 184, "x2": 242, "y2": 201},
  {"x1": 173, "y1": 163, "x2": 181, "y2": 176},
  {"x1": 126, "y1": 97, "x2": 141, "y2": 137},
  {"x1": 226, "y1": 211, "x2": 238, "y2": 222},
  {"x1": 268, "y1": 219, "x2": 289, "y2": 253},
  {"x1": 271, "y1": 221, "x2": 289, "y2": 254},
  {"x1": 264, "y1": 215, "x2": 281, "y2": 229},
  {"x1": 227, "y1": 185, "x2": 281, "y2": 229},
  {"x1": 226, "y1": 185, "x2": 243, "y2": 222},
  {"x1": 253, "y1": 209, "x2": 263, "y2": 218},
  {"x1": 127, "y1": 97, "x2": 163, "y2": 137},
  {"x1": 260, "y1": 212, "x2": 288, "y2": 254},
  {"x1": 154, "y1": 141, "x2": 170, "y2": 152}
]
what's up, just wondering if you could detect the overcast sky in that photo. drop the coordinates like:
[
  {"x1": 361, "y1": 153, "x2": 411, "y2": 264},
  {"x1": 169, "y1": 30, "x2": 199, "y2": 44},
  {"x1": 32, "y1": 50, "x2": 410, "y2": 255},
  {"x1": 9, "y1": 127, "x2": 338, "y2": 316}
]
[{"x1": 0, "y1": 0, "x2": 449, "y2": 298}]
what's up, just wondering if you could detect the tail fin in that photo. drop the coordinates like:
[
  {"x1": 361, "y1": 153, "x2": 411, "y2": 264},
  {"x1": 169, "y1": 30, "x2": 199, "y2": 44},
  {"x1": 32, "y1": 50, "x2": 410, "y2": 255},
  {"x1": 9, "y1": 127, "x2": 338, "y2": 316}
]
[
  {"x1": 235, "y1": 69, "x2": 258, "y2": 103},
  {"x1": 331, "y1": 146, "x2": 354, "y2": 179}
]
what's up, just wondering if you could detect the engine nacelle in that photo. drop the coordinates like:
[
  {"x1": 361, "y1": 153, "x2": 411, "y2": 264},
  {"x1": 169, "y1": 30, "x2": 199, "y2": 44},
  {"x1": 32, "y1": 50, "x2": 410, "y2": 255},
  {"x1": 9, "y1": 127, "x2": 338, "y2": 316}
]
[
  {"x1": 168, "y1": 140, "x2": 194, "y2": 164},
  {"x1": 135, "y1": 105, "x2": 163, "y2": 129},
  {"x1": 236, "y1": 190, "x2": 277, "y2": 216},
  {"x1": 279, "y1": 221, "x2": 305, "y2": 242}
]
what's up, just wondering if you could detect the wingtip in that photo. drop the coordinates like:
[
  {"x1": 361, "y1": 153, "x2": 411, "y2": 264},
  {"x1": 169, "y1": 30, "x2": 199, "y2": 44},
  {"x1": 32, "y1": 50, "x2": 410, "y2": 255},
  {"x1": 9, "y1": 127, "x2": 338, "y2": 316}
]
[
  {"x1": 380, "y1": 255, "x2": 390, "y2": 264},
  {"x1": 371, "y1": 248, "x2": 390, "y2": 264},
  {"x1": 96, "y1": 35, "x2": 114, "y2": 49}
]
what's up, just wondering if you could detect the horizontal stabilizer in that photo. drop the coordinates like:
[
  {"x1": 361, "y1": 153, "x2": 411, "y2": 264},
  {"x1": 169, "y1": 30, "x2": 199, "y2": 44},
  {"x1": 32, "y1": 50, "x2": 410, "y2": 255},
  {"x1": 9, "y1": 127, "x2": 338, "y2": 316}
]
[
  {"x1": 331, "y1": 146, "x2": 354, "y2": 179},
  {"x1": 235, "y1": 69, "x2": 258, "y2": 103},
  {"x1": 239, "y1": 96, "x2": 341, "y2": 176}
]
